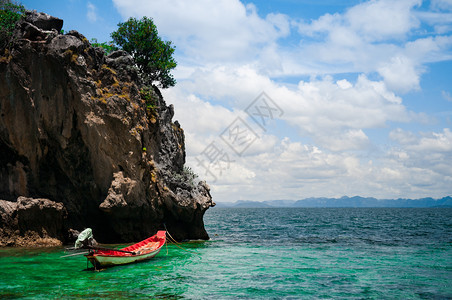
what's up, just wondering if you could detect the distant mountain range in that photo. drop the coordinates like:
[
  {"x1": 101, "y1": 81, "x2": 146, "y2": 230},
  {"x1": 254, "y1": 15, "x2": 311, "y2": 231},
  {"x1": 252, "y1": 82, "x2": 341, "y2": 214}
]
[{"x1": 214, "y1": 196, "x2": 452, "y2": 208}]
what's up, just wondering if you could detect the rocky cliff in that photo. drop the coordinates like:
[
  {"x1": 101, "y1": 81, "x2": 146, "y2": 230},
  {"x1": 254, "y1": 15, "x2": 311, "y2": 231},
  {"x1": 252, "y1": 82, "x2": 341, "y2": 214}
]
[{"x1": 0, "y1": 11, "x2": 214, "y2": 246}]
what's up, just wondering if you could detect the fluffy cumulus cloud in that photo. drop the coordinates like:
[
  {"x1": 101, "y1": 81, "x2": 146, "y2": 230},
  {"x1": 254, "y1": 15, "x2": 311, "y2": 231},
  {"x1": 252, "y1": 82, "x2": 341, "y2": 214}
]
[
  {"x1": 299, "y1": 0, "x2": 421, "y2": 42},
  {"x1": 286, "y1": 75, "x2": 408, "y2": 148},
  {"x1": 377, "y1": 56, "x2": 421, "y2": 93},
  {"x1": 112, "y1": 0, "x2": 289, "y2": 64},
  {"x1": 346, "y1": 0, "x2": 421, "y2": 41},
  {"x1": 431, "y1": 0, "x2": 452, "y2": 11},
  {"x1": 385, "y1": 128, "x2": 452, "y2": 192},
  {"x1": 164, "y1": 67, "x2": 447, "y2": 201},
  {"x1": 196, "y1": 127, "x2": 452, "y2": 201},
  {"x1": 294, "y1": 0, "x2": 452, "y2": 90},
  {"x1": 164, "y1": 67, "x2": 411, "y2": 158},
  {"x1": 113, "y1": 0, "x2": 452, "y2": 201}
]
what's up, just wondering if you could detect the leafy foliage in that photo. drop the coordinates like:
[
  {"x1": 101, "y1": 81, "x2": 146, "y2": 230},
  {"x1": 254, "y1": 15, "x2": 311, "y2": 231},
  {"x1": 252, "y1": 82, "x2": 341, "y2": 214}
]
[
  {"x1": 90, "y1": 38, "x2": 118, "y2": 55},
  {"x1": 140, "y1": 87, "x2": 157, "y2": 112},
  {"x1": 172, "y1": 166, "x2": 199, "y2": 188},
  {"x1": 183, "y1": 166, "x2": 198, "y2": 186},
  {"x1": 111, "y1": 16, "x2": 177, "y2": 88},
  {"x1": 0, "y1": 0, "x2": 25, "y2": 49}
]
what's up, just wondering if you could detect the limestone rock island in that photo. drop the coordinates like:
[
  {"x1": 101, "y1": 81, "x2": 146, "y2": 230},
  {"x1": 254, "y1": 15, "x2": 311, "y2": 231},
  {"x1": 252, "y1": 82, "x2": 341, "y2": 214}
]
[{"x1": 0, "y1": 11, "x2": 214, "y2": 246}]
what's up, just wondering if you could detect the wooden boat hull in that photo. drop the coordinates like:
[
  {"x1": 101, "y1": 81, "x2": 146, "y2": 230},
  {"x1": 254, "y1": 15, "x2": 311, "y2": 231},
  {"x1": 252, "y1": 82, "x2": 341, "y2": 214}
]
[
  {"x1": 86, "y1": 247, "x2": 162, "y2": 267},
  {"x1": 85, "y1": 230, "x2": 166, "y2": 269}
]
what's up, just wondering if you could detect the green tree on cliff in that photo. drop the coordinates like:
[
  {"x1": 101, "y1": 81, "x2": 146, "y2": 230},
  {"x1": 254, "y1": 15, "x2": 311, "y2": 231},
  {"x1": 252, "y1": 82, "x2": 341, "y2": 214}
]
[
  {"x1": 111, "y1": 16, "x2": 177, "y2": 88},
  {"x1": 90, "y1": 38, "x2": 118, "y2": 55},
  {"x1": 0, "y1": 0, "x2": 25, "y2": 49}
]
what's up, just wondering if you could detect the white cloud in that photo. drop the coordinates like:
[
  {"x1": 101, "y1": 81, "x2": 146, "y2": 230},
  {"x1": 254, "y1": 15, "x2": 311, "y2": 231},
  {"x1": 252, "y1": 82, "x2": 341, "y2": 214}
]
[
  {"x1": 396, "y1": 128, "x2": 452, "y2": 152},
  {"x1": 164, "y1": 64, "x2": 451, "y2": 201},
  {"x1": 112, "y1": 0, "x2": 289, "y2": 64},
  {"x1": 404, "y1": 36, "x2": 452, "y2": 63},
  {"x1": 166, "y1": 66, "x2": 410, "y2": 152},
  {"x1": 202, "y1": 128, "x2": 452, "y2": 201},
  {"x1": 431, "y1": 0, "x2": 452, "y2": 11},
  {"x1": 387, "y1": 128, "x2": 452, "y2": 188},
  {"x1": 316, "y1": 129, "x2": 371, "y2": 152},
  {"x1": 195, "y1": 131, "x2": 452, "y2": 201},
  {"x1": 443, "y1": 90, "x2": 452, "y2": 102},
  {"x1": 389, "y1": 128, "x2": 418, "y2": 145},
  {"x1": 377, "y1": 56, "x2": 421, "y2": 93},
  {"x1": 298, "y1": 0, "x2": 421, "y2": 42},
  {"x1": 284, "y1": 75, "x2": 409, "y2": 150},
  {"x1": 345, "y1": 0, "x2": 421, "y2": 41},
  {"x1": 336, "y1": 79, "x2": 353, "y2": 90},
  {"x1": 391, "y1": 128, "x2": 451, "y2": 147},
  {"x1": 291, "y1": 0, "x2": 452, "y2": 93},
  {"x1": 87, "y1": 2, "x2": 97, "y2": 22}
]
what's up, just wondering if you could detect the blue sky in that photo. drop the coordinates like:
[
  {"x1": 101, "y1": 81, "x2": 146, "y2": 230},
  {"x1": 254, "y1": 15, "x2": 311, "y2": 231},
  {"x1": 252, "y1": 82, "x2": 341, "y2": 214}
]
[{"x1": 22, "y1": 0, "x2": 452, "y2": 202}]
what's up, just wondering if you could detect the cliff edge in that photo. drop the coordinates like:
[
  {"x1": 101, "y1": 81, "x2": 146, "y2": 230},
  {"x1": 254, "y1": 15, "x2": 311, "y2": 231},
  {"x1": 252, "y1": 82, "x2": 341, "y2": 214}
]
[{"x1": 0, "y1": 11, "x2": 214, "y2": 246}]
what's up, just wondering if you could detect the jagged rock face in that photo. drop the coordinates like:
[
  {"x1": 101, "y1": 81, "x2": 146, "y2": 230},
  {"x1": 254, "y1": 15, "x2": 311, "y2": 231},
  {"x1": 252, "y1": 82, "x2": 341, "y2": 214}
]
[
  {"x1": 0, "y1": 12, "x2": 214, "y2": 245},
  {"x1": 0, "y1": 197, "x2": 66, "y2": 247}
]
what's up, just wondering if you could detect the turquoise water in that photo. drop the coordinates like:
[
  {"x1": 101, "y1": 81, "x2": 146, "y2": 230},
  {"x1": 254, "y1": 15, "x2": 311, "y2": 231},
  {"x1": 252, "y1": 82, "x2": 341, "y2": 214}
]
[{"x1": 1, "y1": 208, "x2": 451, "y2": 299}]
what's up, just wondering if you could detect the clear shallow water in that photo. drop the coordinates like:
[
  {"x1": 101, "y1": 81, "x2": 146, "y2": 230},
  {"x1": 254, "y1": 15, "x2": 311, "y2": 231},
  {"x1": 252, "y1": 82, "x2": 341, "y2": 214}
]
[{"x1": 1, "y1": 208, "x2": 451, "y2": 299}]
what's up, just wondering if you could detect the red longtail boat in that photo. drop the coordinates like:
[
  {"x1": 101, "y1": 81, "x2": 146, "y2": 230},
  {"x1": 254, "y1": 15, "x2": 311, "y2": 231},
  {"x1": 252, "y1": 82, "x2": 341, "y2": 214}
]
[{"x1": 85, "y1": 230, "x2": 166, "y2": 269}]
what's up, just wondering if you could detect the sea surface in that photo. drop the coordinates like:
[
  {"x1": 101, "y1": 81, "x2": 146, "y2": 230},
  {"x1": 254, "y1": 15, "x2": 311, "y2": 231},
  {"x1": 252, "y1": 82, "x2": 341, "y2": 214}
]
[{"x1": 1, "y1": 207, "x2": 451, "y2": 299}]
